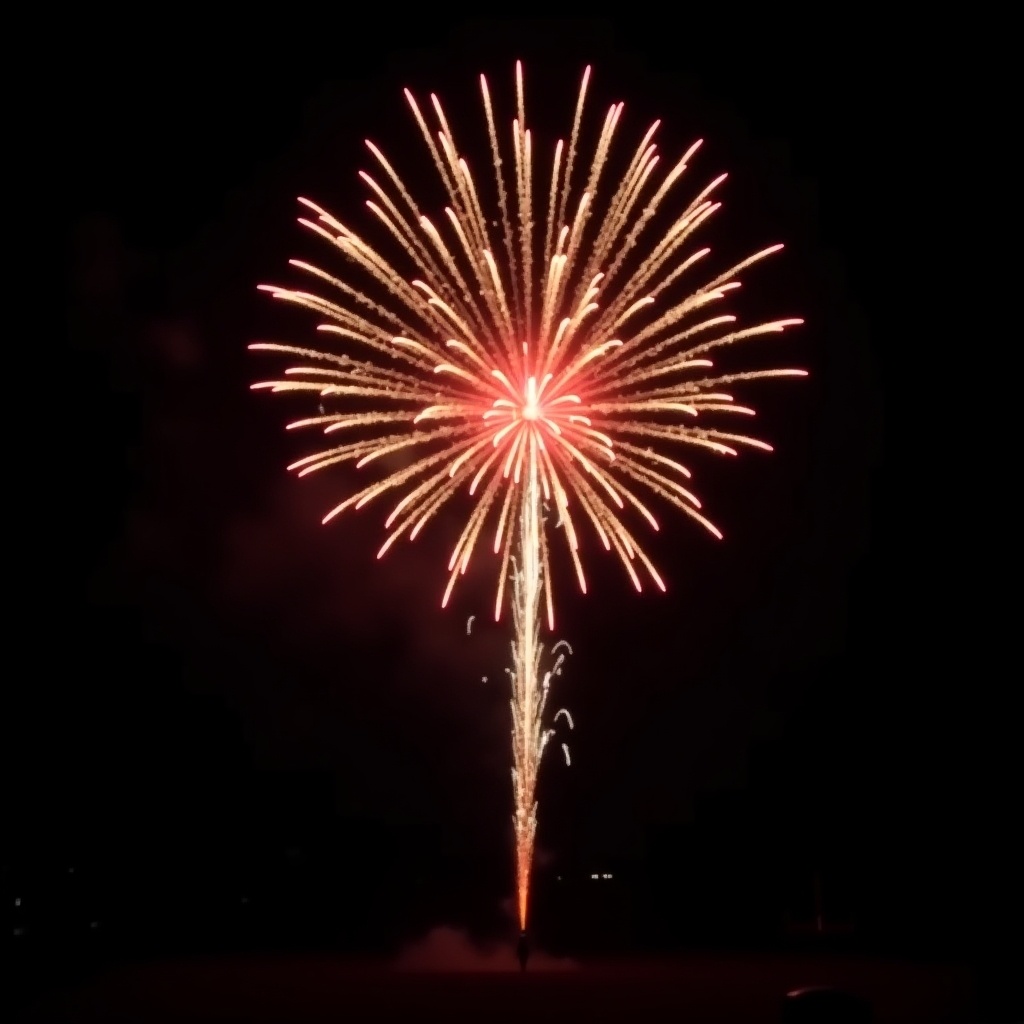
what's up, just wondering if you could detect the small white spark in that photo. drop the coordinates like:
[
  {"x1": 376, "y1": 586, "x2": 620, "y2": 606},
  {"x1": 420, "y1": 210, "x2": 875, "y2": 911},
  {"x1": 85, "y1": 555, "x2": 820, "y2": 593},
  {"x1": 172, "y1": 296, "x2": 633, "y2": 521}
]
[
  {"x1": 562, "y1": 743, "x2": 571, "y2": 765},
  {"x1": 466, "y1": 615, "x2": 475, "y2": 635}
]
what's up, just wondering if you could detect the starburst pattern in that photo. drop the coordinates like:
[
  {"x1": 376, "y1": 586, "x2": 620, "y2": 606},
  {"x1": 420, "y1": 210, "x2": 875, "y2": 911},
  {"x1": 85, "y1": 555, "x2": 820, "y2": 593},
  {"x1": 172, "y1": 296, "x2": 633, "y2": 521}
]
[{"x1": 251, "y1": 64, "x2": 803, "y2": 628}]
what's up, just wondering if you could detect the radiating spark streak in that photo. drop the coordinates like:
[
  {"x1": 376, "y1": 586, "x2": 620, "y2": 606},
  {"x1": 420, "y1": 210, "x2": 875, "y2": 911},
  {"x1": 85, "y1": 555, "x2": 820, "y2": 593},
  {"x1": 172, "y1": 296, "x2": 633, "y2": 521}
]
[{"x1": 252, "y1": 65, "x2": 804, "y2": 932}]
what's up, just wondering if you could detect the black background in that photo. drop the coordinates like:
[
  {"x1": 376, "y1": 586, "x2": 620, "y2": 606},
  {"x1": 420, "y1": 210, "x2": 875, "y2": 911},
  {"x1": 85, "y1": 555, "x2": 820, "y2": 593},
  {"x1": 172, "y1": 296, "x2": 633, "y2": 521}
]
[{"x1": 11, "y1": 11, "x2": 1016, "y2": 1005}]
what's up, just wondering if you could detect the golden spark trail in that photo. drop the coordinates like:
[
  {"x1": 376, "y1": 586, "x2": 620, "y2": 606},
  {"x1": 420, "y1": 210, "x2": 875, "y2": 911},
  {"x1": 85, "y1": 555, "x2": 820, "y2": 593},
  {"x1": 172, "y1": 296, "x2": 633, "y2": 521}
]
[
  {"x1": 513, "y1": 427, "x2": 542, "y2": 928},
  {"x1": 251, "y1": 64, "x2": 804, "y2": 931}
]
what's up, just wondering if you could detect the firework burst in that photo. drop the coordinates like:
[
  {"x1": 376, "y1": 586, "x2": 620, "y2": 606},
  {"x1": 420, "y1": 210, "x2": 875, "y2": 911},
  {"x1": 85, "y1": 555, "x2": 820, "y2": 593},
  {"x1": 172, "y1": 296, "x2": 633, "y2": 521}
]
[{"x1": 252, "y1": 63, "x2": 804, "y2": 929}]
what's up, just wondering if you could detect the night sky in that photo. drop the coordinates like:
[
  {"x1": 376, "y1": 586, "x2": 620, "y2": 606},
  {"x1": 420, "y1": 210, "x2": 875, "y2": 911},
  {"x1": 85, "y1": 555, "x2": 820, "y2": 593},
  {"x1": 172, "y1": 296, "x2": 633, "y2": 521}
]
[{"x1": 14, "y1": 14, "x2": 1017, "y2": 966}]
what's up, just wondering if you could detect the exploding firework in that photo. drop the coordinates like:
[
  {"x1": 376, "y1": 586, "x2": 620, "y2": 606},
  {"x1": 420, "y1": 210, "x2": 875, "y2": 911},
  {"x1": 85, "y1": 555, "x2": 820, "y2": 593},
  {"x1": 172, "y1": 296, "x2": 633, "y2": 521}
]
[{"x1": 252, "y1": 63, "x2": 804, "y2": 929}]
